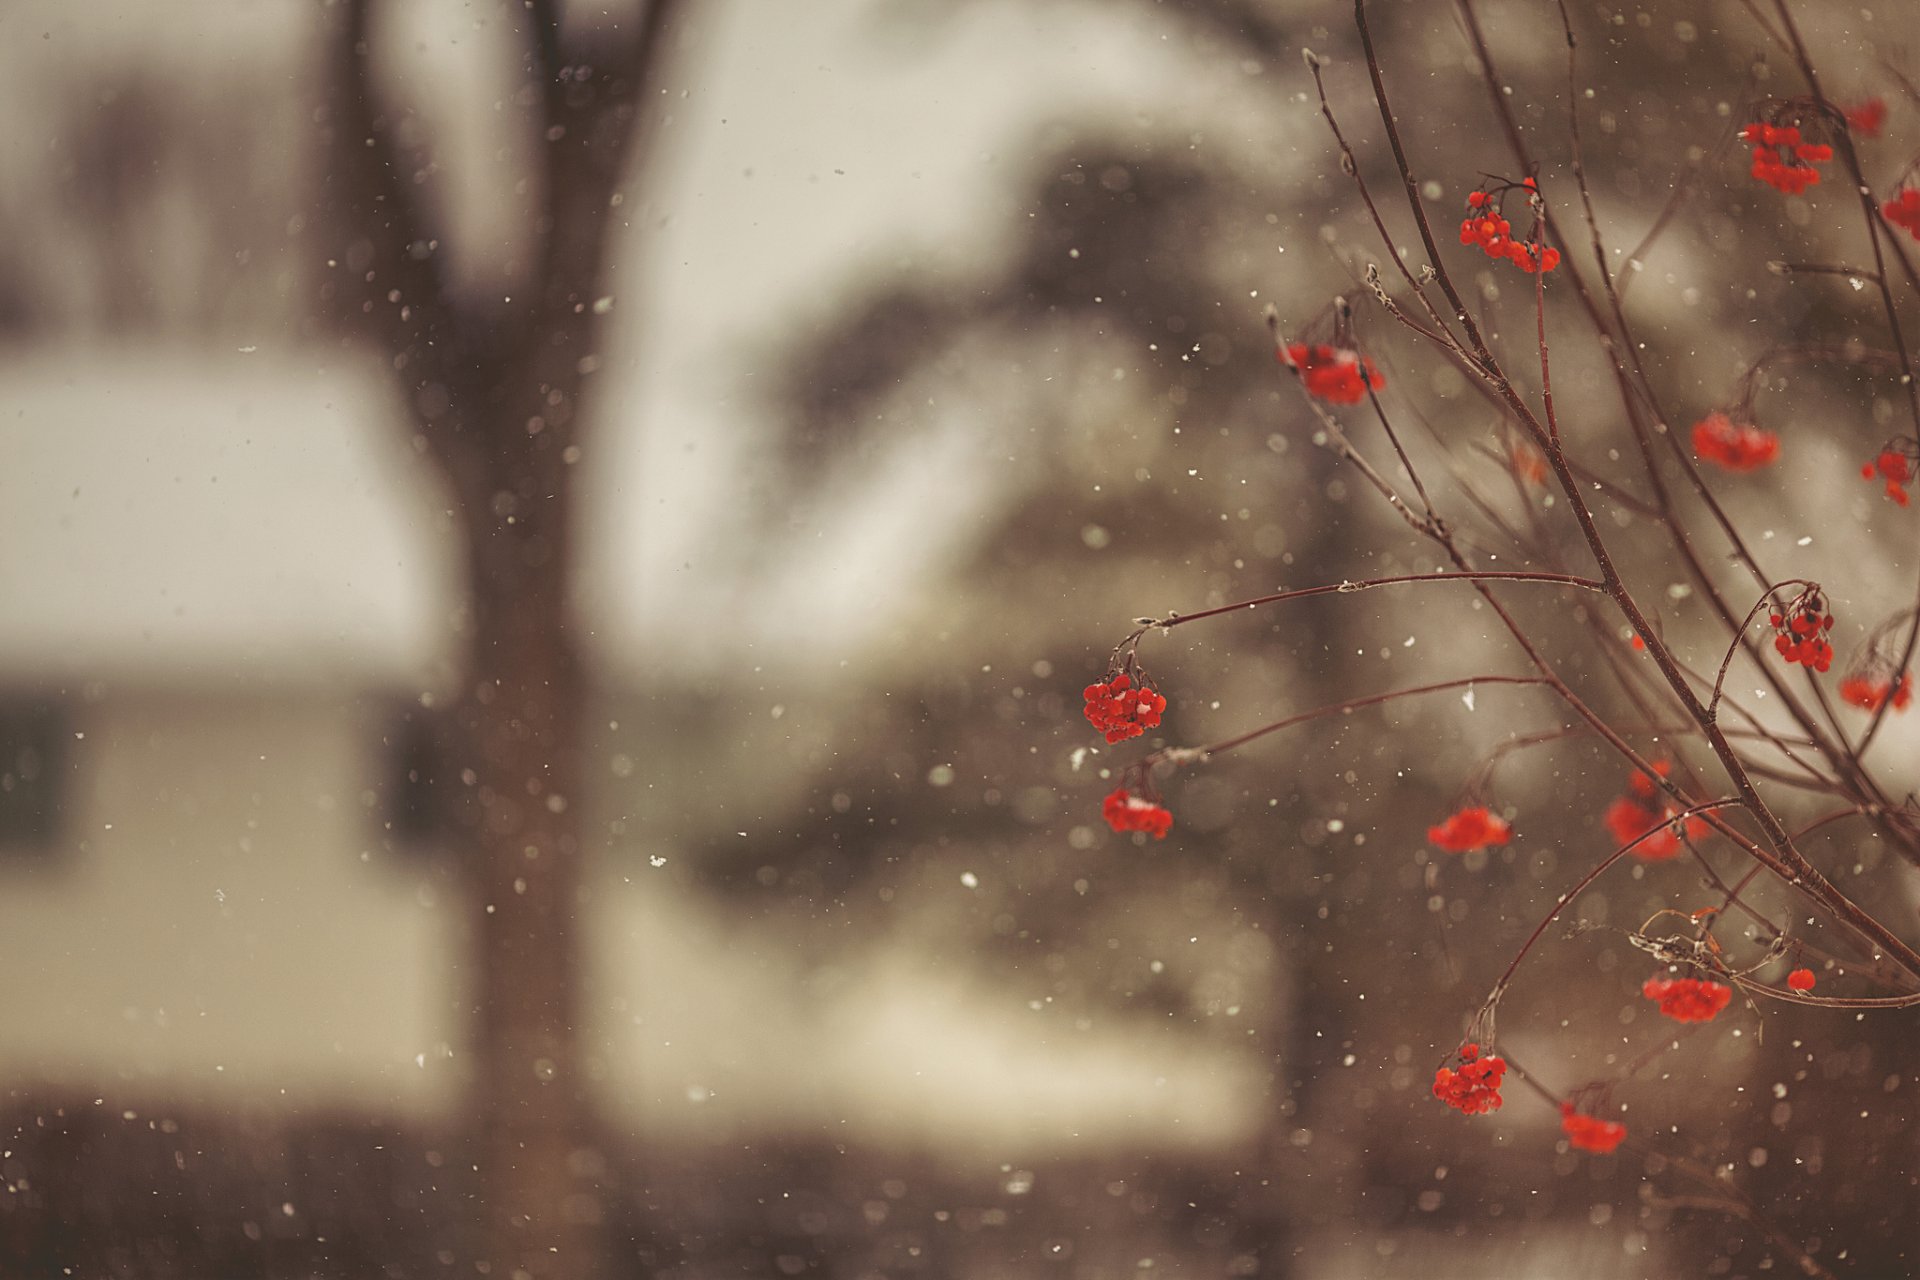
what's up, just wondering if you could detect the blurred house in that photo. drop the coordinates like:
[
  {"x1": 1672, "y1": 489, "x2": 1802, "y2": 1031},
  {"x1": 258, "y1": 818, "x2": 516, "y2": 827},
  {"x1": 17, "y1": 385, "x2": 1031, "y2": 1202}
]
[
  {"x1": 0, "y1": 350, "x2": 464, "y2": 1116},
  {"x1": 0, "y1": 349, "x2": 1263, "y2": 1158}
]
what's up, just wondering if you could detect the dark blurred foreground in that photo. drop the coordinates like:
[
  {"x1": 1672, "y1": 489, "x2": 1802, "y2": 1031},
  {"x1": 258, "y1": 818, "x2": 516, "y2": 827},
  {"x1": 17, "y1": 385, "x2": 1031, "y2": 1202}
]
[{"x1": 0, "y1": 1098, "x2": 1301, "y2": 1279}]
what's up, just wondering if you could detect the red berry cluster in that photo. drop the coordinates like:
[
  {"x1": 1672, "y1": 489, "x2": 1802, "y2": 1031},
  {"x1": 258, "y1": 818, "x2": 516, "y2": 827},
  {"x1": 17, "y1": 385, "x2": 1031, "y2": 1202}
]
[
  {"x1": 1426, "y1": 805, "x2": 1512, "y2": 853},
  {"x1": 1786, "y1": 967, "x2": 1818, "y2": 992},
  {"x1": 1642, "y1": 974, "x2": 1734, "y2": 1023},
  {"x1": 1847, "y1": 97, "x2": 1888, "y2": 138},
  {"x1": 1601, "y1": 761, "x2": 1704, "y2": 861},
  {"x1": 1740, "y1": 121, "x2": 1831, "y2": 195},
  {"x1": 1508, "y1": 440, "x2": 1548, "y2": 486},
  {"x1": 1082, "y1": 671, "x2": 1166, "y2": 744},
  {"x1": 1101, "y1": 787, "x2": 1172, "y2": 839},
  {"x1": 1559, "y1": 1103, "x2": 1628, "y2": 1154},
  {"x1": 1432, "y1": 1042, "x2": 1506, "y2": 1115},
  {"x1": 1691, "y1": 411, "x2": 1779, "y2": 472},
  {"x1": 1863, "y1": 443, "x2": 1916, "y2": 505},
  {"x1": 1279, "y1": 342, "x2": 1384, "y2": 405},
  {"x1": 1458, "y1": 186, "x2": 1560, "y2": 273},
  {"x1": 1884, "y1": 189, "x2": 1920, "y2": 241},
  {"x1": 1839, "y1": 670, "x2": 1912, "y2": 713},
  {"x1": 1770, "y1": 592, "x2": 1834, "y2": 672}
]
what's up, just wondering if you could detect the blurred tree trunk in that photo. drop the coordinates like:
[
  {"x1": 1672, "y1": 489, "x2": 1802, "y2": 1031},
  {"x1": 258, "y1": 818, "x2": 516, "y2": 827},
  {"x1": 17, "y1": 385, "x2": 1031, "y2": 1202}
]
[{"x1": 318, "y1": 1, "x2": 683, "y2": 1275}]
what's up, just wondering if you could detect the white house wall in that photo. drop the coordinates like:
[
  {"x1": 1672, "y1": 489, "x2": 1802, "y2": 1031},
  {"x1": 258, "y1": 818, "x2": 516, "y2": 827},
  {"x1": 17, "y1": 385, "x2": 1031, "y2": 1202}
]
[{"x1": 0, "y1": 691, "x2": 463, "y2": 1117}]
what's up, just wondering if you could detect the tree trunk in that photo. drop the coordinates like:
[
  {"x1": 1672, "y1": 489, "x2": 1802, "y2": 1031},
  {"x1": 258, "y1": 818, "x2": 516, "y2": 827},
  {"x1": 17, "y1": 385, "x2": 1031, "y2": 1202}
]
[
  {"x1": 455, "y1": 428, "x2": 591, "y2": 1277},
  {"x1": 320, "y1": 5, "x2": 684, "y2": 1273}
]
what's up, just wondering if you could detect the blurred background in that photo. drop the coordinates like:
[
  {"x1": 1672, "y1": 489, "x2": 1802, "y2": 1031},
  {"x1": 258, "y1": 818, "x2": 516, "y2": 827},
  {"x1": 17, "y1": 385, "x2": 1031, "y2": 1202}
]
[{"x1": 1, "y1": 0, "x2": 1917, "y2": 1276}]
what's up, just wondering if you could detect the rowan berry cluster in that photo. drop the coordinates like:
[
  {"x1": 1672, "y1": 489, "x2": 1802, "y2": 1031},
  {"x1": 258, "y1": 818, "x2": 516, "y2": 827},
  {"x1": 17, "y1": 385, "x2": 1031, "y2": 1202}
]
[
  {"x1": 1101, "y1": 787, "x2": 1172, "y2": 839},
  {"x1": 1559, "y1": 1103, "x2": 1628, "y2": 1154},
  {"x1": 1426, "y1": 805, "x2": 1512, "y2": 853},
  {"x1": 1431, "y1": 1042, "x2": 1506, "y2": 1115},
  {"x1": 1770, "y1": 592, "x2": 1834, "y2": 671},
  {"x1": 1884, "y1": 188, "x2": 1920, "y2": 241},
  {"x1": 1507, "y1": 440, "x2": 1548, "y2": 486},
  {"x1": 1082, "y1": 672, "x2": 1166, "y2": 744},
  {"x1": 1838, "y1": 670, "x2": 1912, "y2": 713},
  {"x1": 1458, "y1": 185, "x2": 1561, "y2": 273},
  {"x1": 1846, "y1": 97, "x2": 1888, "y2": 137},
  {"x1": 1691, "y1": 411, "x2": 1779, "y2": 472},
  {"x1": 1740, "y1": 121, "x2": 1831, "y2": 195},
  {"x1": 1601, "y1": 762, "x2": 1704, "y2": 860},
  {"x1": 1279, "y1": 342, "x2": 1384, "y2": 405},
  {"x1": 1862, "y1": 443, "x2": 1916, "y2": 506},
  {"x1": 1642, "y1": 974, "x2": 1734, "y2": 1023}
]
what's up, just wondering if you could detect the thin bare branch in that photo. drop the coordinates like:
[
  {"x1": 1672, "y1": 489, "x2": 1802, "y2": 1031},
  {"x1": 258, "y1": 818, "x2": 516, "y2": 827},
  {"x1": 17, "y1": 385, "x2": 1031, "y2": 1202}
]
[
  {"x1": 1140, "y1": 570, "x2": 1605, "y2": 634},
  {"x1": 1166, "y1": 675, "x2": 1553, "y2": 762}
]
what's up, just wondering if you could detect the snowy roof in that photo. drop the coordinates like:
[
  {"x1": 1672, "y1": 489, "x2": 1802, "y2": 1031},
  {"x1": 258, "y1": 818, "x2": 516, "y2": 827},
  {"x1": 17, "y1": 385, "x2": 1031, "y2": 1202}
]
[{"x1": 0, "y1": 348, "x2": 458, "y2": 689}]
